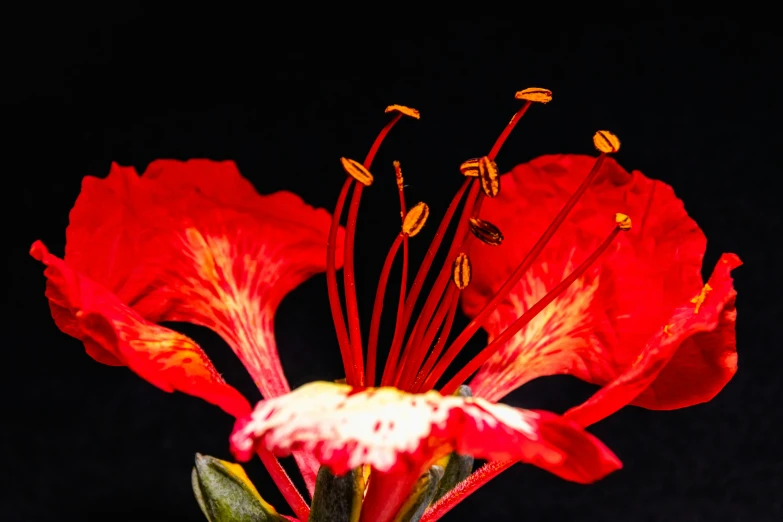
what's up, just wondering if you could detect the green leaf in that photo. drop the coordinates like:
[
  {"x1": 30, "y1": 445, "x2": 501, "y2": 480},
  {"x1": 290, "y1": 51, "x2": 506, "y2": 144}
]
[{"x1": 191, "y1": 453, "x2": 287, "y2": 522}]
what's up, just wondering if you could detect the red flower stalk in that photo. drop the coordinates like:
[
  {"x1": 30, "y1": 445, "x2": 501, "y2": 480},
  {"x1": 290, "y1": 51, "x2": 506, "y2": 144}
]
[{"x1": 32, "y1": 88, "x2": 739, "y2": 522}]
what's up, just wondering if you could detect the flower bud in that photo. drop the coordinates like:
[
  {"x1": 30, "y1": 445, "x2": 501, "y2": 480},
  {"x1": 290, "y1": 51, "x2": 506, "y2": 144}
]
[{"x1": 192, "y1": 453, "x2": 286, "y2": 522}]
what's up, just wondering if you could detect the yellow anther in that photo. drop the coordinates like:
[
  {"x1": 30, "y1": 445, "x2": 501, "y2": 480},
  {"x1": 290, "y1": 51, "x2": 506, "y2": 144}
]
[
  {"x1": 468, "y1": 217, "x2": 504, "y2": 246},
  {"x1": 340, "y1": 157, "x2": 374, "y2": 186},
  {"x1": 385, "y1": 105, "x2": 420, "y2": 120},
  {"x1": 515, "y1": 87, "x2": 553, "y2": 103},
  {"x1": 402, "y1": 202, "x2": 430, "y2": 237},
  {"x1": 393, "y1": 160, "x2": 404, "y2": 193},
  {"x1": 690, "y1": 283, "x2": 713, "y2": 314},
  {"x1": 452, "y1": 253, "x2": 472, "y2": 290},
  {"x1": 615, "y1": 213, "x2": 632, "y2": 231},
  {"x1": 459, "y1": 158, "x2": 481, "y2": 177},
  {"x1": 593, "y1": 130, "x2": 621, "y2": 153},
  {"x1": 479, "y1": 157, "x2": 500, "y2": 198},
  {"x1": 663, "y1": 324, "x2": 673, "y2": 336}
]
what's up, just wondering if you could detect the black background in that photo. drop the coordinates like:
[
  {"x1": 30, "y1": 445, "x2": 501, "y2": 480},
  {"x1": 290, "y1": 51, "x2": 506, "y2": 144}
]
[{"x1": 5, "y1": 9, "x2": 781, "y2": 522}]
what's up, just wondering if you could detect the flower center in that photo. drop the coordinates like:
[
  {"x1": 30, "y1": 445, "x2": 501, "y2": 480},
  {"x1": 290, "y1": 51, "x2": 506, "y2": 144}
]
[{"x1": 325, "y1": 93, "x2": 629, "y2": 394}]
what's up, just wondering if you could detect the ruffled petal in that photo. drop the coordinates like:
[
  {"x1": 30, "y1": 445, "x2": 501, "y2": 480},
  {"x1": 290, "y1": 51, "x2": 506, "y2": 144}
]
[
  {"x1": 464, "y1": 154, "x2": 738, "y2": 415},
  {"x1": 31, "y1": 241, "x2": 250, "y2": 418},
  {"x1": 564, "y1": 253, "x2": 740, "y2": 426},
  {"x1": 230, "y1": 382, "x2": 621, "y2": 484},
  {"x1": 63, "y1": 160, "x2": 343, "y2": 401}
]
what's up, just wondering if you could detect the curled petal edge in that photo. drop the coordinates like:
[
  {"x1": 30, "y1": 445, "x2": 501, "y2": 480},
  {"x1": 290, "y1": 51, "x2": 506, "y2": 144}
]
[
  {"x1": 565, "y1": 253, "x2": 741, "y2": 427},
  {"x1": 31, "y1": 240, "x2": 251, "y2": 418}
]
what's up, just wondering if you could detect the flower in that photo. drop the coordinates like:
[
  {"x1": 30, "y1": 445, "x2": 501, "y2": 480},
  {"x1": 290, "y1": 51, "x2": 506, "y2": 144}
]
[{"x1": 32, "y1": 93, "x2": 739, "y2": 522}]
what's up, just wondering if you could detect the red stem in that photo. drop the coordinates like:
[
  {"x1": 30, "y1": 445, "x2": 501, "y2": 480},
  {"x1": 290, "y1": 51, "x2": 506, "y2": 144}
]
[
  {"x1": 341, "y1": 113, "x2": 404, "y2": 386},
  {"x1": 343, "y1": 183, "x2": 366, "y2": 385},
  {"x1": 366, "y1": 233, "x2": 404, "y2": 387},
  {"x1": 420, "y1": 460, "x2": 515, "y2": 522},
  {"x1": 326, "y1": 179, "x2": 357, "y2": 384},
  {"x1": 413, "y1": 291, "x2": 460, "y2": 391},
  {"x1": 487, "y1": 101, "x2": 531, "y2": 161},
  {"x1": 393, "y1": 162, "x2": 409, "y2": 385},
  {"x1": 397, "y1": 284, "x2": 457, "y2": 390},
  {"x1": 257, "y1": 448, "x2": 311, "y2": 521},
  {"x1": 395, "y1": 181, "x2": 481, "y2": 388},
  {"x1": 381, "y1": 178, "x2": 471, "y2": 385}
]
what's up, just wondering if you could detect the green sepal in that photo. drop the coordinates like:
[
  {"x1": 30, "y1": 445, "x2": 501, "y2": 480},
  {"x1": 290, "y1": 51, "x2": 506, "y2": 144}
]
[
  {"x1": 309, "y1": 465, "x2": 365, "y2": 522},
  {"x1": 432, "y1": 384, "x2": 475, "y2": 503},
  {"x1": 191, "y1": 453, "x2": 287, "y2": 522},
  {"x1": 431, "y1": 452, "x2": 474, "y2": 503},
  {"x1": 393, "y1": 465, "x2": 445, "y2": 522}
]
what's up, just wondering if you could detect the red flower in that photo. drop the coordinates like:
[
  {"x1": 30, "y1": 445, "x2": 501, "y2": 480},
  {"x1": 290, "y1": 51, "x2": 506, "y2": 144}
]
[
  {"x1": 461, "y1": 155, "x2": 739, "y2": 426},
  {"x1": 32, "y1": 92, "x2": 739, "y2": 522}
]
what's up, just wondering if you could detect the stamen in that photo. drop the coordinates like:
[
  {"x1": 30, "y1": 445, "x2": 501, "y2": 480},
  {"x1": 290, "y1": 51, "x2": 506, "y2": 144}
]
[
  {"x1": 344, "y1": 182, "x2": 367, "y2": 386},
  {"x1": 615, "y1": 212, "x2": 632, "y2": 231},
  {"x1": 402, "y1": 202, "x2": 430, "y2": 237},
  {"x1": 366, "y1": 233, "x2": 405, "y2": 387},
  {"x1": 459, "y1": 158, "x2": 481, "y2": 177},
  {"x1": 393, "y1": 160, "x2": 409, "y2": 366},
  {"x1": 468, "y1": 217, "x2": 504, "y2": 246},
  {"x1": 367, "y1": 202, "x2": 429, "y2": 387},
  {"x1": 414, "y1": 290, "x2": 461, "y2": 391},
  {"x1": 397, "y1": 284, "x2": 458, "y2": 390},
  {"x1": 340, "y1": 157, "x2": 374, "y2": 186},
  {"x1": 342, "y1": 111, "x2": 409, "y2": 386},
  {"x1": 384, "y1": 92, "x2": 540, "y2": 388},
  {"x1": 432, "y1": 219, "x2": 627, "y2": 394},
  {"x1": 386, "y1": 104, "x2": 421, "y2": 120},
  {"x1": 423, "y1": 149, "x2": 614, "y2": 390},
  {"x1": 380, "y1": 178, "x2": 472, "y2": 386},
  {"x1": 515, "y1": 87, "x2": 553, "y2": 103},
  {"x1": 326, "y1": 178, "x2": 358, "y2": 384},
  {"x1": 478, "y1": 157, "x2": 500, "y2": 198},
  {"x1": 452, "y1": 253, "x2": 472, "y2": 290},
  {"x1": 394, "y1": 160, "x2": 407, "y2": 217},
  {"x1": 392, "y1": 182, "x2": 482, "y2": 388},
  {"x1": 593, "y1": 130, "x2": 621, "y2": 153}
]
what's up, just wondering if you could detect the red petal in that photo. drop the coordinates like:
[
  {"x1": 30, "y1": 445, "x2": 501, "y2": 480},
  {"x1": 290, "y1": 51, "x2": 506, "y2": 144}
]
[
  {"x1": 63, "y1": 160, "x2": 343, "y2": 401},
  {"x1": 463, "y1": 155, "x2": 738, "y2": 416},
  {"x1": 230, "y1": 382, "x2": 621, "y2": 484},
  {"x1": 564, "y1": 253, "x2": 740, "y2": 426},
  {"x1": 30, "y1": 241, "x2": 250, "y2": 418}
]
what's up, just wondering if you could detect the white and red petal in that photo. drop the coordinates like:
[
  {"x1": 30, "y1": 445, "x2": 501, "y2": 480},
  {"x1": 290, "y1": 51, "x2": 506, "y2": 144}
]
[
  {"x1": 31, "y1": 241, "x2": 250, "y2": 418},
  {"x1": 230, "y1": 382, "x2": 621, "y2": 484}
]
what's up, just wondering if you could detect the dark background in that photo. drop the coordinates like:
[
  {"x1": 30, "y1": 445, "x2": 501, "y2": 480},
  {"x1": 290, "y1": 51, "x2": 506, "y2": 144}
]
[{"x1": 5, "y1": 9, "x2": 781, "y2": 522}]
